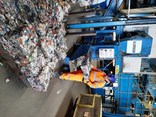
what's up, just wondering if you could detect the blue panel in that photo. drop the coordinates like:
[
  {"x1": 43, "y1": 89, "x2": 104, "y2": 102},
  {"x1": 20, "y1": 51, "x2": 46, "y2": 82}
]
[
  {"x1": 114, "y1": 46, "x2": 122, "y2": 73},
  {"x1": 117, "y1": 74, "x2": 134, "y2": 113},
  {"x1": 91, "y1": 88, "x2": 105, "y2": 96},
  {"x1": 141, "y1": 35, "x2": 153, "y2": 56},
  {"x1": 132, "y1": 98, "x2": 145, "y2": 115},
  {"x1": 70, "y1": 45, "x2": 90, "y2": 60},
  {"x1": 119, "y1": 32, "x2": 153, "y2": 56},
  {"x1": 64, "y1": 57, "x2": 70, "y2": 65}
]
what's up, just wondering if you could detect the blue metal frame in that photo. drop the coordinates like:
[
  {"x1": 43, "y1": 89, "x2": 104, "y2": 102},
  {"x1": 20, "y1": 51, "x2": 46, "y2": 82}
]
[
  {"x1": 79, "y1": 16, "x2": 113, "y2": 22},
  {"x1": 116, "y1": 74, "x2": 134, "y2": 113},
  {"x1": 104, "y1": 0, "x2": 117, "y2": 16},
  {"x1": 66, "y1": 0, "x2": 156, "y2": 115},
  {"x1": 67, "y1": 31, "x2": 154, "y2": 116},
  {"x1": 67, "y1": 19, "x2": 156, "y2": 29}
]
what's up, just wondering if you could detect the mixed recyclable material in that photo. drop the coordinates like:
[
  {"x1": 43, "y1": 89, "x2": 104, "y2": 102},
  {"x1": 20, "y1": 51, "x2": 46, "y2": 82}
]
[
  {"x1": 0, "y1": 0, "x2": 71, "y2": 91},
  {"x1": 0, "y1": 0, "x2": 101, "y2": 91},
  {"x1": 70, "y1": 55, "x2": 92, "y2": 80},
  {"x1": 71, "y1": 0, "x2": 104, "y2": 7}
]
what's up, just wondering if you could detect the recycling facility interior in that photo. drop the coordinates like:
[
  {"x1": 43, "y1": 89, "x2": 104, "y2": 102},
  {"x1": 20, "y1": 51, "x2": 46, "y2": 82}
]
[{"x1": 0, "y1": 0, "x2": 156, "y2": 117}]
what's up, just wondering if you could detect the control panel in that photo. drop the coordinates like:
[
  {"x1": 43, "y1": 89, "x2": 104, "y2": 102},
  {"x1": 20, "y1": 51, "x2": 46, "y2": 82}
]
[{"x1": 99, "y1": 48, "x2": 114, "y2": 59}]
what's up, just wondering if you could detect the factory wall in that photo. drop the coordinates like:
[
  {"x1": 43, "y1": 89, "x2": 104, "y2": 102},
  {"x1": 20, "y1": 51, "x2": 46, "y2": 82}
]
[{"x1": 148, "y1": 24, "x2": 156, "y2": 58}]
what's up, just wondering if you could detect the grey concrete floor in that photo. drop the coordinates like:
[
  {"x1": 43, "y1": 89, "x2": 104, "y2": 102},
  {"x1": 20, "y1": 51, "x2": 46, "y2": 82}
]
[{"x1": 0, "y1": 65, "x2": 89, "y2": 117}]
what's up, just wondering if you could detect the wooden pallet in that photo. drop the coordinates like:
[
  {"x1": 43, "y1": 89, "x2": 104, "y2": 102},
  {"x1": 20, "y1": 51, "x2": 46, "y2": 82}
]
[{"x1": 73, "y1": 94, "x2": 102, "y2": 117}]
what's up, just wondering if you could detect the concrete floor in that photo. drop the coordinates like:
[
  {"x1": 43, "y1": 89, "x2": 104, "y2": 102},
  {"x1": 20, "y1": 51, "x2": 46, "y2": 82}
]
[{"x1": 0, "y1": 64, "x2": 89, "y2": 117}]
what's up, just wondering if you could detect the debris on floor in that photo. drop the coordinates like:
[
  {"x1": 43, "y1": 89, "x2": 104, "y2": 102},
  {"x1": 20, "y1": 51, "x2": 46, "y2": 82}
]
[
  {"x1": 5, "y1": 78, "x2": 10, "y2": 83},
  {"x1": 0, "y1": 62, "x2": 3, "y2": 66}
]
